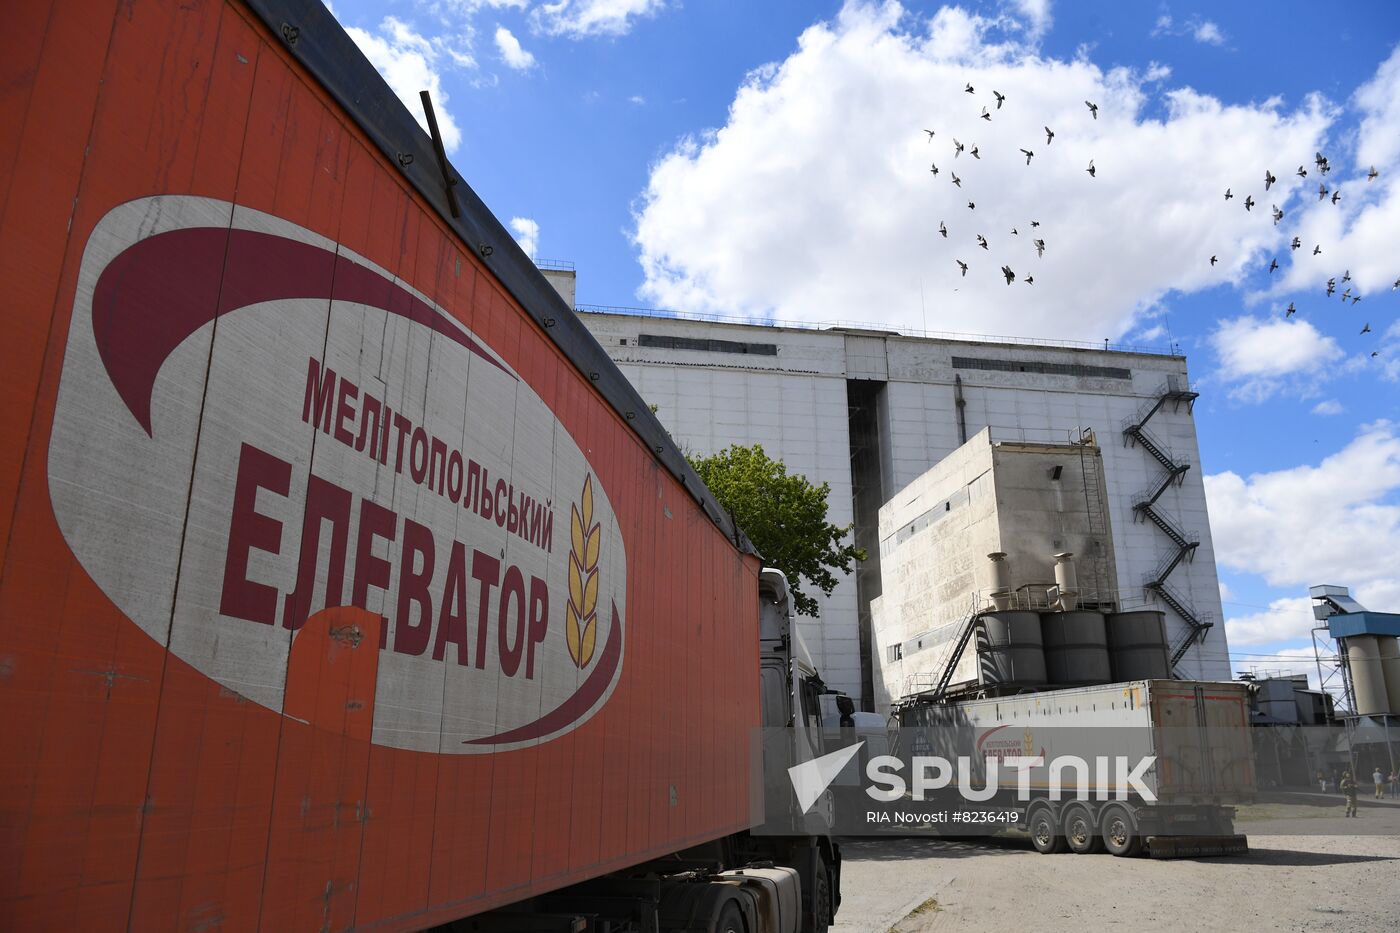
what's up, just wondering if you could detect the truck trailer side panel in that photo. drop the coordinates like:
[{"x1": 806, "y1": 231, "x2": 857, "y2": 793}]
[{"x1": 0, "y1": 3, "x2": 760, "y2": 930}]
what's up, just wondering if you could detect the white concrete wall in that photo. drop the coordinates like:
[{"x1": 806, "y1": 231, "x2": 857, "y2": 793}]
[{"x1": 579, "y1": 312, "x2": 1231, "y2": 699}]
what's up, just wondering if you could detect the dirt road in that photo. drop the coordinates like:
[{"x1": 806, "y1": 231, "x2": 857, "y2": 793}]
[{"x1": 832, "y1": 824, "x2": 1400, "y2": 932}]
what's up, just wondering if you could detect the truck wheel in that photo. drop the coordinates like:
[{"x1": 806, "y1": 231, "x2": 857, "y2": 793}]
[
  {"x1": 1028, "y1": 807, "x2": 1066, "y2": 854},
  {"x1": 714, "y1": 898, "x2": 747, "y2": 933},
  {"x1": 1062, "y1": 804, "x2": 1104, "y2": 854},
  {"x1": 809, "y1": 856, "x2": 831, "y2": 933},
  {"x1": 1100, "y1": 804, "x2": 1142, "y2": 857}
]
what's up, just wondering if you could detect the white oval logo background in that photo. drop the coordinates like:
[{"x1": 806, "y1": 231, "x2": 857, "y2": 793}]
[{"x1": 47, "y1": 196, "x2": 627, "y2": 753}]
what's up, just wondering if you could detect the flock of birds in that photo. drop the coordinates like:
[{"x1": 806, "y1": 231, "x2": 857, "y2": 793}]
[
  {"x1": 1209, "y1": 152, "x2": 1392, "y2": 348},
  {"x1": 921, "y1": 84, "x2": 1395, "y2": 355},
  {"x1": 922, "y1": 84, "x2": 1102, "y2": 290}
]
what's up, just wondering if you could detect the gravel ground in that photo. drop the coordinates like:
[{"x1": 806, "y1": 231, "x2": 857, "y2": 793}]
[{"x1": 831, "y1": 803, "x2": 1400, "y2": 933}]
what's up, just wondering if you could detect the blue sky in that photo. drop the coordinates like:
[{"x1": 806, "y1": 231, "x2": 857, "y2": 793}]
[{"x1": 328, "y1": 0, "x2": 1400, "y2": 688}]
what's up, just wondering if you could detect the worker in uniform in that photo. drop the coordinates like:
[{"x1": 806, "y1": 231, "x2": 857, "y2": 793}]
[{"x1": 1340, "y1": 771, "x2": 1359, "y2": 818}]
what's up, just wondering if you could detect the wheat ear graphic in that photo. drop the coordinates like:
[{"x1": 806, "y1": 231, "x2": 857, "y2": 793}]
[{"x1": 566, "y1": 474, "x2": 601, "y2": 668}]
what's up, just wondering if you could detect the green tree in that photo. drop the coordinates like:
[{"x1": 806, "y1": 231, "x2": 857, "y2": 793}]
[{"x1": 688, "y1": 443, "x2": 864, "y2": 617}]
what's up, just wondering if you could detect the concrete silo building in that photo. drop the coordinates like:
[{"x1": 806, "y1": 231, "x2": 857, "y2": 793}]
[{"x1": 548, "y1": 272, "x2": 1230, "y2": 708}]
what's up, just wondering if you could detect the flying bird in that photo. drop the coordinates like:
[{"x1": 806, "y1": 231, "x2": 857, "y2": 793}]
[
  {"x1": 951, "y1": 173, "x2": 962, "y2": 187},
  {"x1": 1264, "y1": 170, "x2": 1276, "y2": 191},
  {"x1": 994, "y1": 90, "x2": 1006, "y2": 109},
  {"x1": 1024, "y1": 275, "x2": 1034, "y2": 284},
  {"x1": 1210, "y1": 255, "x2": 1218, "y2": 266},
  {"x1": 1272, "y1": 205, "x2": 1284, "y2": 225},
  {"x1": 965, "y1": 82, "x2": 975, "y2": 94},
  {"x1": 1085, "y1": 100, "x2": 1098, "y2": 119},
  {"x1": 930, "y1": 163, "x2": 940, "y2": 175},
  {"x1": 939, "y1": 221, "x2": 947, "y2": 238},
  {"x1": 1327, "y1": 278, "x2": 1336, "y2": 296},
  {"x1": 1297, "y1": 165, "x2": 1308, "y2": 178},
  {"x1": 1224, "y1": 188, "x2": 1234, "y2": 200},
  {"x1": 1030, "y1": 220, "x2": 1041, "y2": 227},
  {"x1": 1343, "y1": 270, "x2": 1351, "y2": 282},
  {"x1": 1351, "y1": 295, "x2": 1361, "y2": 305},
  {"x1": 980, "y1": 106, "x2": 992, "y2": 122},
  {"x1": 1316, "y1": 151, "x2": 1330, "y2": 173},
  {"x1": 924, "y1": 129, "x2": 936, "y2": 141},
  {"x1": 1011, "y1": 228, "x2": 1019, "y2": 235},
  {"x1": 970, "y1": 145, "x2": 981, "y2": 159},
  {"x1": 1318, "y1": 183, "x2": 1329, "y2": 201},
  {"x1": 1001, "y1": 265, "x2": 1016, "y2": 285},
  {"x1": 1087, "y1": 160, "x2": 1096, "y2": 177},
  {"x1": 968, "y1": 201, "x2": 976, "y2": 210},
  {"x1": 956, "y1": 259, "x2": 968, "y2": 276},
  {"x1": 1343, "y1": 287, "x2": 1352, "y2": 300},
  {"x1": 1034, "y1": 238, "x2": 1046, "y2": 257},
  {"x1": 1285, "y1": 302, "x2": 1296, "y2": 317},
  {"x1": 1020, "y1": 149, "x2": 1034, "y2": 165},
  {"x1": 1374, "y1": 351, "x2": 1381, "y2": 358},
  {"x1": 977, "y1": 234, "x2": 989, "y2": 249},
  {"x1": 1331, "y1": 189, "x2": 1341, "y2": 205},
  {"x1": 954, "y1": 138, "x2": 965, "y2": 157},
  {"x1": 1368, "y1": 166, "x2": 1380, "y2": 182},
  {"x1": 1393, "y1": 277, "x2": 1400, "y2": 290},
  {"x1": 1314, "y1": 244, "x2": 1322, "y2": 255},
  {"x1": 1044, "y1": 126, "x2": 1055, "y2": 145},
  {"x1": 1244, "y1": 195, "x2": 1254, "y2": 211},
  {"x1": 1361, "y1": 323, "x2": 1372, "y2": 334},
  {"x1": 1291, "y1": 237, "x2": 1301, "y2": 251},
  {"x1": 1269, "y1": 258, "x2": 1278, "y2": 273}
]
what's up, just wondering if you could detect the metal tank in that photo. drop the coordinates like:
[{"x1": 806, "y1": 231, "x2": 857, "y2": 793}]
[
  {"x1": 1347, "y1": 635, "x2": 1398, "y2": 716},
  {"x1": 1105, "y1": 610, "x2": 1171, "y2": 681},
  {"x1": 975, "y1": 610, "x2": 1048, "y2": 688},
  {"x1": 1040, "y1": 610, "x2": 1112, "y2": 686},
  {"x1": 1384, "y1": 637, "x2": 1400, "y2": 715}
]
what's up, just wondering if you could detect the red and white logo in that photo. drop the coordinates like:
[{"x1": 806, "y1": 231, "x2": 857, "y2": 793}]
[{"x1": 48, "y1": 196, "x2": 627, "y2": 752}]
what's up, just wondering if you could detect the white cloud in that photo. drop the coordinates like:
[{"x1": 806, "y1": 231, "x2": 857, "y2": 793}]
[
  {"x1": 1192, "y1": 20, "x2": 1224, "y2": 46},
  {"x1": 632, "y1": 2, "x2": 1331, "y2": 339},
  {"x1": 532, "y1": 0, "x2": 666, "y2": 38},
  {"x1": 494, "y1": 25, "x2": 537, "y2": 70},
  {"x1": 1219, "y1": 580, "x2": 1235, "y2": 603},
  {"x1": 511, "y1": 216, "x2": 540, "y2": 257},
  {"x1": 1209, "y1": 315, "x2": 1344, "y2": 401},
  {"x1": 1205, "y1": 421, "x2": 1400, "y2": 615},
  {"x1": 1225, "y1": 597, "x2": 1317, "y2": 646},
  {"x1": 1008, "y1": 0, "x2": 1051, "y2": 39},
  {"x1": 345, "y1": 17, "x2": 465, "y2": 153},
  {"x1": 1312, "y1": 399, "x2": 1344, "y2": 415},
  {"x1": 629, "y1": 95, "x2": 647, "y2": 105},
  {"x1": 1143, "y1": 61, "x2": 1172, "y2": 82}
]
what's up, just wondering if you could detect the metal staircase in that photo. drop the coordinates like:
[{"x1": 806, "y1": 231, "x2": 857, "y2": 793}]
[
  {"x1": 927, "y1": 610, "x2": 980, "y2": 703},
  {"x1": 1123, "y1": 377, "x2": 1211, "y2": 672}
]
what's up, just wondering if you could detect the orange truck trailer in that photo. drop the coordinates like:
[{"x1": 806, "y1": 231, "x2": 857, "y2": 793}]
[{"x1": 0, "y1": 2, "x2": 840, "y2": 929}]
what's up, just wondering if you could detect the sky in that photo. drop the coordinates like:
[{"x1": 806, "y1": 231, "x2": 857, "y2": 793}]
[{"x1": 326, "y1": 0, "x2": 1400, "y2": 693}]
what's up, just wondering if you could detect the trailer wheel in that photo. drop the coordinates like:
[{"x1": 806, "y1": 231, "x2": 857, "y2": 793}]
[
  {"x1": 1100, "y1": 804, "x2": 1142, "y2": 858},
  {"x1": 1028, "y1": 806, "x2": 1066, "y2": 855},
  {"x1": 1062, "y1": 804, "x2": 1104, "y2": 854},
  {"x1": 714, "y1": 898, "x2": 747, "y2": 933}
]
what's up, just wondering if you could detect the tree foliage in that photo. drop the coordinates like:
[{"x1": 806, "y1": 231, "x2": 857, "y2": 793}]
[{"x1": 688, "y1": 443, "x2": 865, "y2": 617}]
